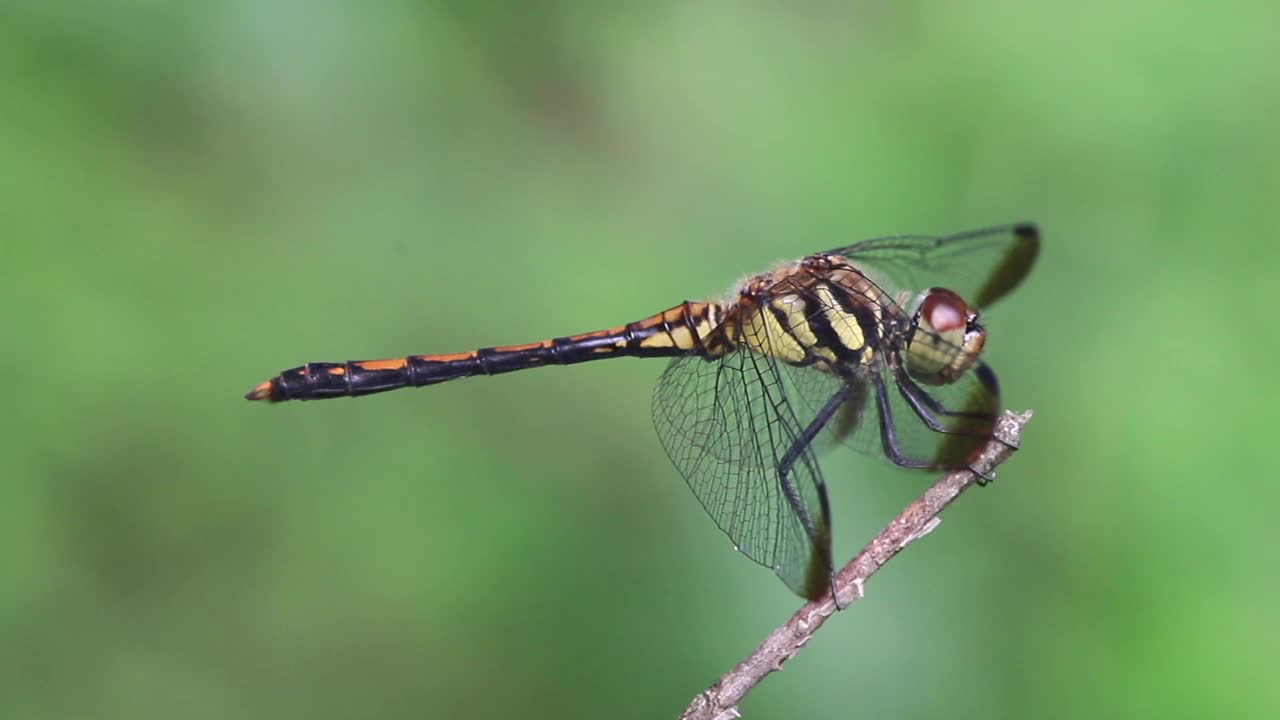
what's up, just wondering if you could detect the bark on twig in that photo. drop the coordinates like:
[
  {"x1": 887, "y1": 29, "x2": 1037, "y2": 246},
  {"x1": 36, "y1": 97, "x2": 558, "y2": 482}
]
[{"x1": 679, "y1": 409, "x2": 1033, "y2": 720}]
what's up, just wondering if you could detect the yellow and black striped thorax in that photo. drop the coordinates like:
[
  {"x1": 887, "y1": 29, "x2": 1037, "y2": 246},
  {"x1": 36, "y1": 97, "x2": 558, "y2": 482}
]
[{"x1": 720, "y1": 254, "x2": 900, "y2": 370}]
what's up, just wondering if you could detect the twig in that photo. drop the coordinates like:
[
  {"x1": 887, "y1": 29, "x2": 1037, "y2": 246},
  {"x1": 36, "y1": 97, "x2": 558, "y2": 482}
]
[{"x1": 678, "y1": 409, "x2": 1033, "y2": 720}]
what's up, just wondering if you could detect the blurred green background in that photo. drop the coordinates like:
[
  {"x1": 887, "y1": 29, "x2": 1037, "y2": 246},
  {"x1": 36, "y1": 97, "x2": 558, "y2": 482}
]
[{"x1": 4, "y1": 2, "x2": 1277, "y2": 718}]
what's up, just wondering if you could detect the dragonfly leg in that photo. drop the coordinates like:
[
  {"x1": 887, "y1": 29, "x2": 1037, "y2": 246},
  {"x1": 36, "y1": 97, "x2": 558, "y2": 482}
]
[
  {"x1": 893, "y1": 369, "x2": 996, "y2": 435},
  {"x1": 777, "y1": 385, "x2": 848, "y2": 537},
  {"x1": 969, "y1": 465, "x2": 996, "y2": 486},
  {"x1": 875, "y1": 372, "x2": 999, "y2": 482},
  {"x1": 776, "y1": 384, "x2": 848, "y2": 599},
  {"x1": 871, "y1": 372, "x2": 936, "y2": 469}
]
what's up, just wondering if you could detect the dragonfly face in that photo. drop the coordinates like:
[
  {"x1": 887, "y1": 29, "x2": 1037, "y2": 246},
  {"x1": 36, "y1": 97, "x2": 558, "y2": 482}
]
[
  {"x1": 247, "y1": 223, "x2": 1039, "y2": 601},
  {"x1": 904, "y1": 288, "x2": 986, "y2": 386}
]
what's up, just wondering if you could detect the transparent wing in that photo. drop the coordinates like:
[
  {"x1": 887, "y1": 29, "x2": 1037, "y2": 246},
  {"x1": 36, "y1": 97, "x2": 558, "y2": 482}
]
[
  {"x1": 652, "y1": 330, "x2": 835, "y2": 600},
  {"x1": 782, "y1": 356, "x2": 999, "y2": 470},
  {"x1": 824, "y1": 223, "x2": 1040, "y2": 310},
  {"x1": 776, "y1": 362, "x2": 873, "y2": 455}
]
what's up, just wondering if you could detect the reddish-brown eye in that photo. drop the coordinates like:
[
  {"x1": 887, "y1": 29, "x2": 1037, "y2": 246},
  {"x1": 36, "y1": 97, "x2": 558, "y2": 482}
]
[{"x1": 921, "y1": 288, "x2": 969, "y2": 332}]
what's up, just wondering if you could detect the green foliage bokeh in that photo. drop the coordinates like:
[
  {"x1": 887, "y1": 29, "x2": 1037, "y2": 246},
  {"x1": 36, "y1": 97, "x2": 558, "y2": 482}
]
[{"x1": 4, "y1": 3, "x2": 1277, "y2": 718}]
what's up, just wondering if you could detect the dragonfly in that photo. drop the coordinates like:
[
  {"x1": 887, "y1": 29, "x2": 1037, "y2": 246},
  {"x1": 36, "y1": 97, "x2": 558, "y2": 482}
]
[{"x1": 246, "y1": 223, "x2": 1038, "y2": 600}]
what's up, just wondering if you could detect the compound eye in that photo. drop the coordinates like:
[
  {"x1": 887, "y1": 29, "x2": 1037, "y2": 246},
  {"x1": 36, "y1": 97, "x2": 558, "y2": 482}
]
[
  {"x1": 920, "y1": 288, "x2": 969, "y2": 333},
  {"x1": 907, "y1": 288, "x2": 984, "y2": 386}
]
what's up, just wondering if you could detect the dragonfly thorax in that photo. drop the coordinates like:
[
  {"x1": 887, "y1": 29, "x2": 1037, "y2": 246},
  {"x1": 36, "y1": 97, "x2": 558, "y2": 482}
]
[
  {"x1": 904, "y1": 288, "x2": 986, "y2": 386},
  {"x1": 725, "y1": 258, "x2": 890, "y2": 370}
]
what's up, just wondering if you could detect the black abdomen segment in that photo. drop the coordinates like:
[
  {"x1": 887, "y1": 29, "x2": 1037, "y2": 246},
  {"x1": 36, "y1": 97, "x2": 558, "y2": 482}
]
[{"x1": 245, "y1": 302, "x2": 721, "y2": 402}]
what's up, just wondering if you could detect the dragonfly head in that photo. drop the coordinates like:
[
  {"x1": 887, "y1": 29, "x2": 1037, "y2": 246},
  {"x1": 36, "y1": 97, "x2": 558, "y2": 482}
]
[{"x1": 905, "y1": 288, "x2": 986, "y2": 386}]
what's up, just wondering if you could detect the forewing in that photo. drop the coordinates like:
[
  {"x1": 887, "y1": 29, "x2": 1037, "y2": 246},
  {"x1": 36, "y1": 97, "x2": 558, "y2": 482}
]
[
  {"x1": 825, "y1": 223, "x2": 1039, "y2": 310},
  {"x1": 652, "y1": 341, "x2": 834, "y2": 600}
]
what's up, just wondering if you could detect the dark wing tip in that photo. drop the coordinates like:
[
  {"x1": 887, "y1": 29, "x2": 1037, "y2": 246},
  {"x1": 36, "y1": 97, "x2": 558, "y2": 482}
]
[
  {"x1": 1011, "y1": 221, "x2": 1041, "y2": 279},
  {"x1": 971, "y1": 222, "x2": 1040, "y2": 308},
  {"x1": 1012, "y1": 222, "x2": 1039, "y2": 242},
  {"x1": 800, "y1": 518, "x2": 835, "y2": 601}
]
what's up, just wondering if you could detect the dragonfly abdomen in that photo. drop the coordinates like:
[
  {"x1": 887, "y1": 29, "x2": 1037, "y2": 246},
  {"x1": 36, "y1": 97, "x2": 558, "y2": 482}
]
[{"x1": 244, "y1": 301, "x2": 726, "y2": 402}]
